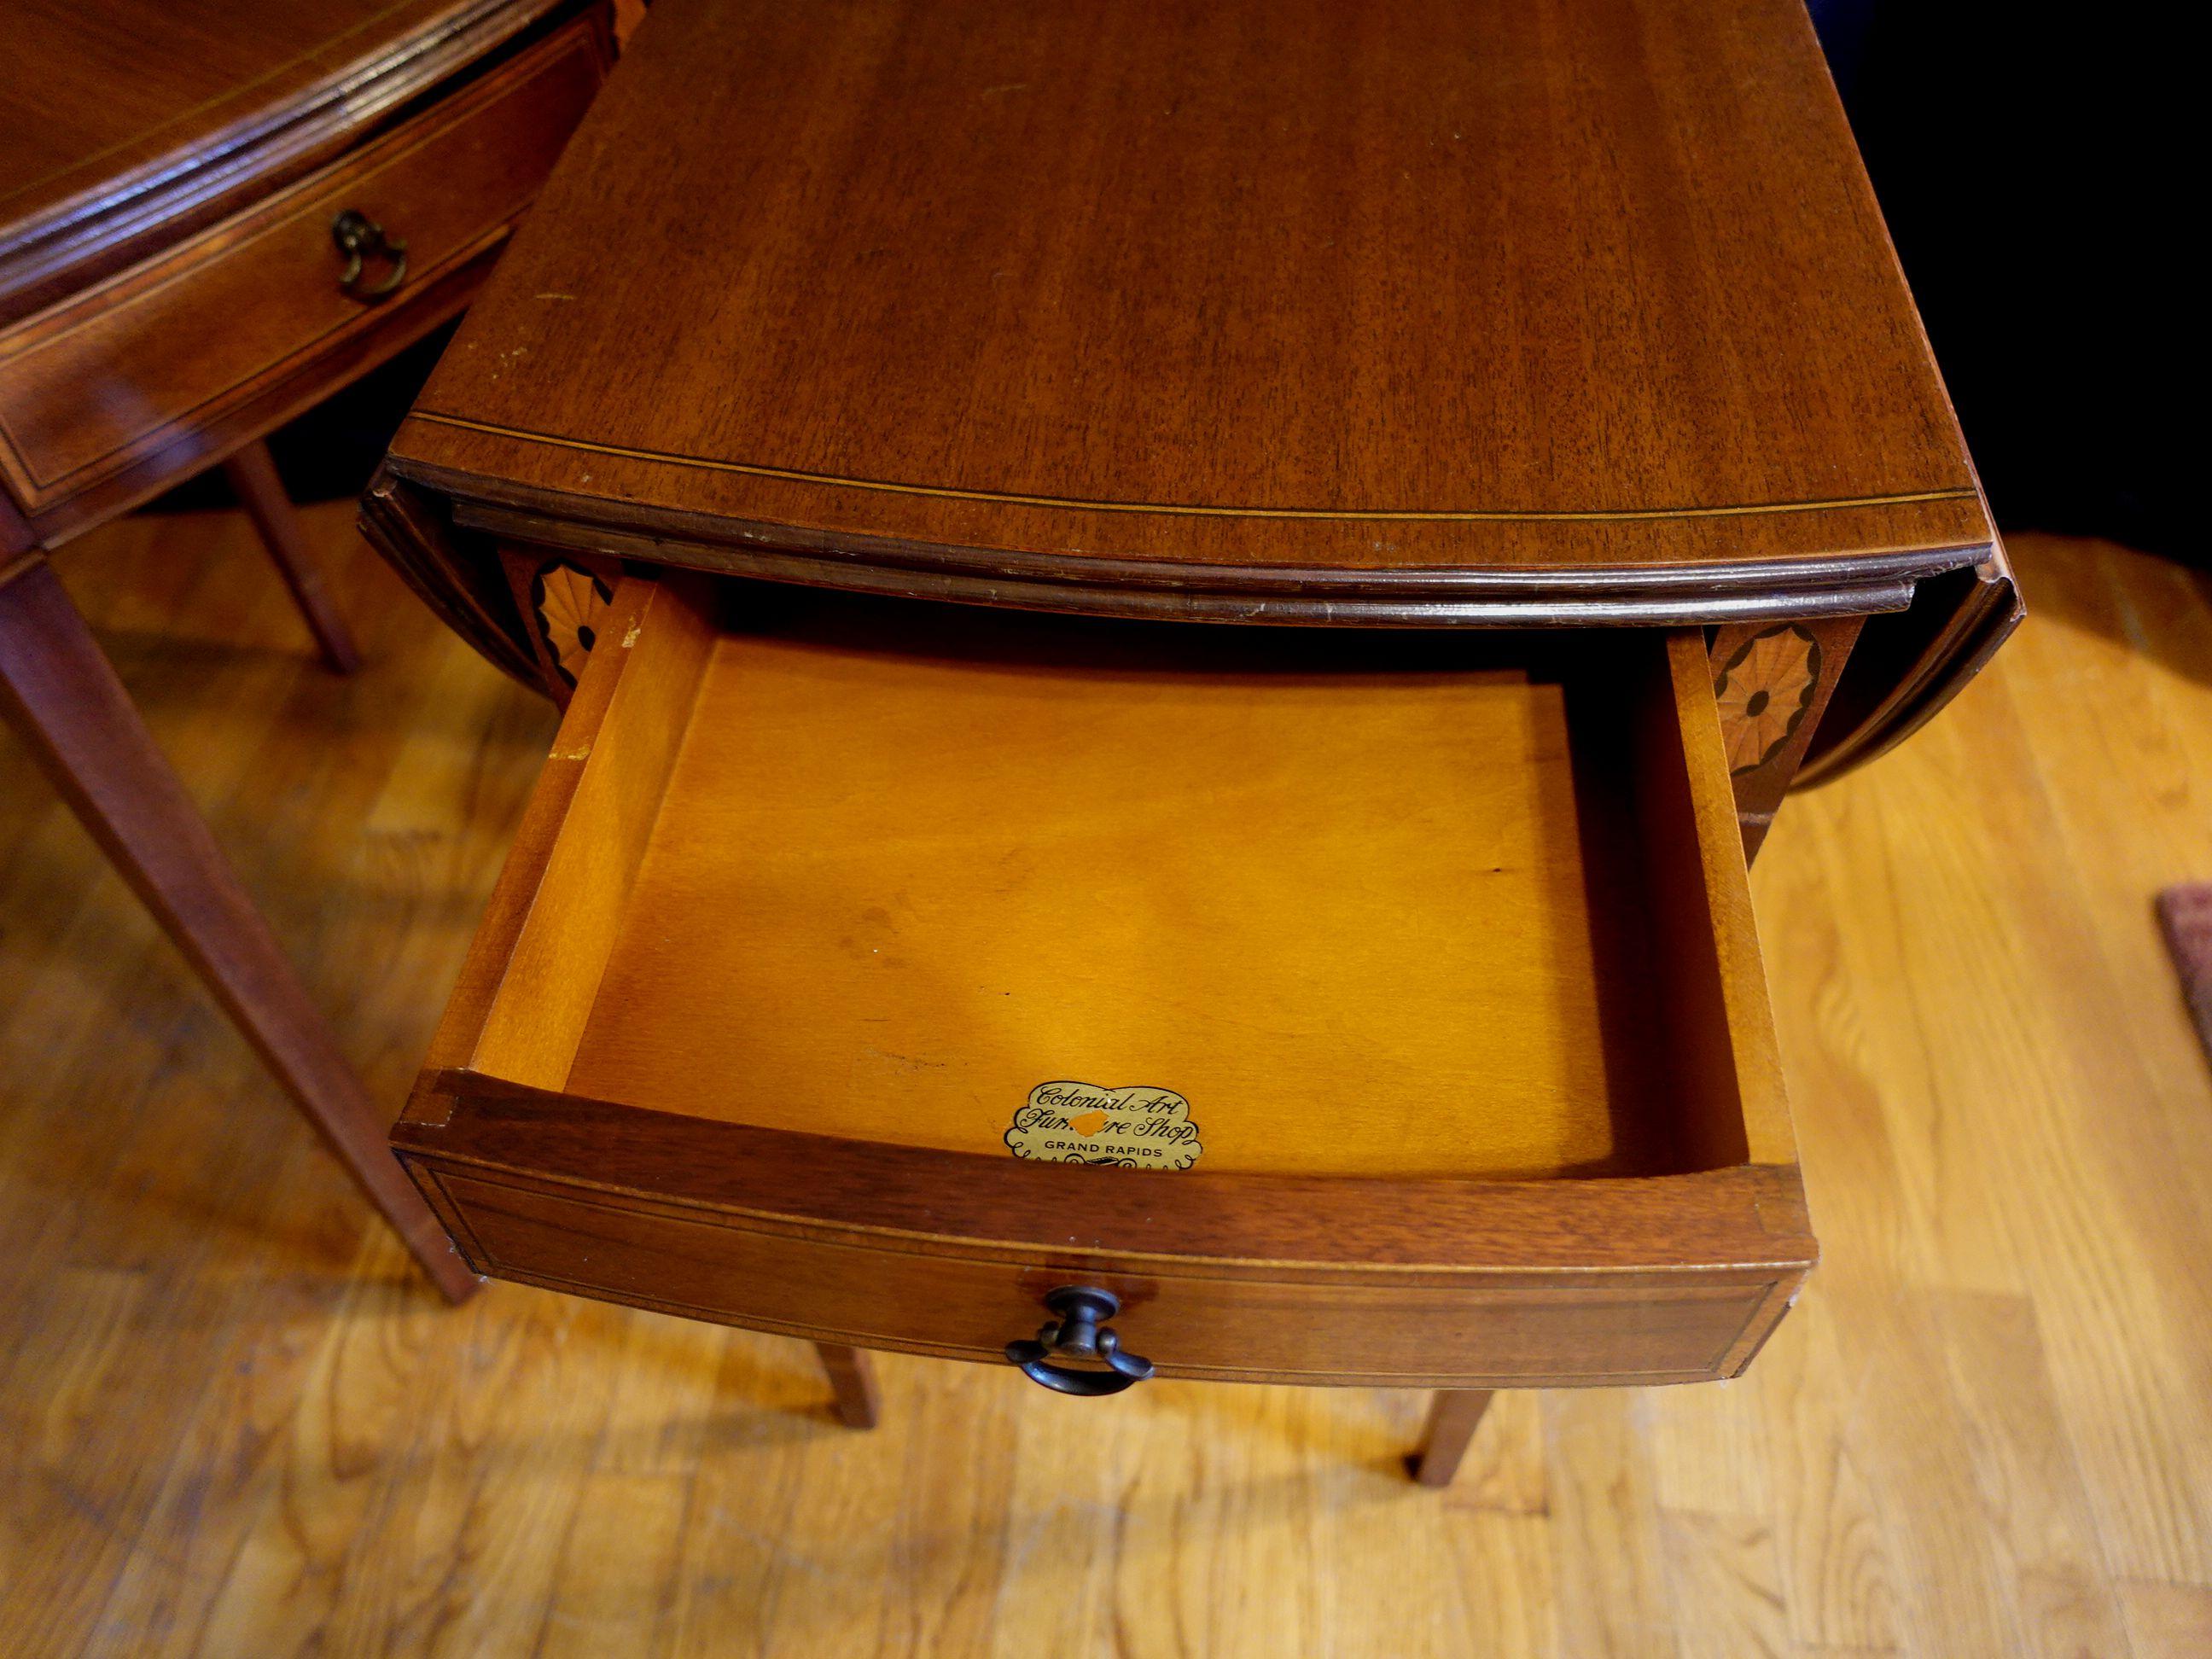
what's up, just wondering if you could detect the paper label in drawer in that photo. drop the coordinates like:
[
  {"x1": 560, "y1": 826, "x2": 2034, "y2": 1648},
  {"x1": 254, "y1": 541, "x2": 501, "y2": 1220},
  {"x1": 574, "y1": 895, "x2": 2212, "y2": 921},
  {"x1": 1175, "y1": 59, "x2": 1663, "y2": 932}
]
[{"x1": 1004, "y1": 1082, "x2": 1202, "y2": 1170}]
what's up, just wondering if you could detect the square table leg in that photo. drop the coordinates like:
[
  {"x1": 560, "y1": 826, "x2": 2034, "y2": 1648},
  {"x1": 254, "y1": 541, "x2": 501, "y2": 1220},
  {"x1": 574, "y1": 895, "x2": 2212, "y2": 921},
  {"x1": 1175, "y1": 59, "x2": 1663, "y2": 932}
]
[
  {"x1": 1408, "y1": 1388, "x2": 1495, "y2": 1487},
  {"x1": 0, "y1": 553, "x2": 475, "y2": 1301},
  {"x1": 815, "y1": 1343, "x2": 881, "y2": 1429},
  {"x1": 220, "y1": 439, "x2": 362, "y2": 676}
]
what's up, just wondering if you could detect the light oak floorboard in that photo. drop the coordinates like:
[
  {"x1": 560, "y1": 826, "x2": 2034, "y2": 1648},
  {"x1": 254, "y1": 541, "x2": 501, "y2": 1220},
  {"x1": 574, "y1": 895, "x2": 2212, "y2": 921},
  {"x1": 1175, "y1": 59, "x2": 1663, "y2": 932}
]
[{"x1": 3, "y1": 520, "x2": 2208, "y2": 1656}]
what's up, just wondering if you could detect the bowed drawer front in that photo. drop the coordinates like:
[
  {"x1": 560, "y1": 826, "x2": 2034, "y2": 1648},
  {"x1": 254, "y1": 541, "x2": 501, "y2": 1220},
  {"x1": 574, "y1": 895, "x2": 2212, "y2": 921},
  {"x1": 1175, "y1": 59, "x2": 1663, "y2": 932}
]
[
  {"x1": 0, "y1": 17, "x2": 608, "y2": 534},
  {"x1": 395, "y1": 573, "x2": 1814, "y2": 1388}
]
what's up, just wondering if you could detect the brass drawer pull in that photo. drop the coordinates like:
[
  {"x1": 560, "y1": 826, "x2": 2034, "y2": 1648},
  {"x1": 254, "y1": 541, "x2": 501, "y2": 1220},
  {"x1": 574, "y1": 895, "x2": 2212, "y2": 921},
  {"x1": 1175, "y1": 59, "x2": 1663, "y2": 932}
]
[
  {"x1": 1004, "y1": 1286, "x2": 1155, "y2": 1396},
  {"x1": 331, "y1": 210, "x2": 408, "y2": 301}
]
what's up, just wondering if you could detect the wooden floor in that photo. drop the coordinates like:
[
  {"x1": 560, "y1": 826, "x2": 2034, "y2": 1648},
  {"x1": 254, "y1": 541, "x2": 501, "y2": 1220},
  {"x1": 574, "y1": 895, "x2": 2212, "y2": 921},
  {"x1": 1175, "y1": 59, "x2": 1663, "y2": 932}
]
[{"x1": 5, "y1": 511, "x2": 2212, "y2": 1658}]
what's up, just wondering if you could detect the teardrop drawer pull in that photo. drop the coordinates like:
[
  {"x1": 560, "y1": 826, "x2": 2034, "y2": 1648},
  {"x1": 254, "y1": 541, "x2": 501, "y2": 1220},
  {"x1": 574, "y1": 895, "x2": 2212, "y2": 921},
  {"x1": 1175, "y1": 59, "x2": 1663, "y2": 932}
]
[{"x1": 1004, "y1": 1287, "x2": 1155, "y2": 1396}]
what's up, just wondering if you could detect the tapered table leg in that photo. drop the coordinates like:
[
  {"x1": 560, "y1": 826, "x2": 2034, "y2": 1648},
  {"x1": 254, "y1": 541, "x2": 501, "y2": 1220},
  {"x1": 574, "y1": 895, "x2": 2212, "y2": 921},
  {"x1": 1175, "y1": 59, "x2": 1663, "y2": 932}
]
[
  {"x1": 220, "y1": 439, "x2": 361, "y2": 675},
  {"x1": 816, "y1": 1342, "x2": 881, "y2": 1429},
  {"x1": 0, "y1": 553, "x2": 476, "y2": 1301},
  {"x1": 1407, "y1": 1388, "x2": 1493, "y2": 1487}
]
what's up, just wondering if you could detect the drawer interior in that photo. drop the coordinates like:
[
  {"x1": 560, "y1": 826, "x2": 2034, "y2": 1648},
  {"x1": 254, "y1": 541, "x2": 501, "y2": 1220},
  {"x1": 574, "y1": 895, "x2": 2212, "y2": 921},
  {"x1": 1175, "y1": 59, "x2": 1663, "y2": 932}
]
[{"x1": 439, "y1": 572, "x2": 1790, "y2": 1185}]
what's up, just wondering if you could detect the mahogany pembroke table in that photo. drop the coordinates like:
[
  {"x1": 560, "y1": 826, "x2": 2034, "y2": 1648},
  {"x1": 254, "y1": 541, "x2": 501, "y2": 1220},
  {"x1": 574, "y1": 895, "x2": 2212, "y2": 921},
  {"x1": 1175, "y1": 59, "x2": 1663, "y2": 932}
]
[
  {"x1": 0, "y1": 0, "x2": 615, "y2": 1301},
  {"x1": 361, "y1": 0, "x2": 2017, "y2": 1481}
]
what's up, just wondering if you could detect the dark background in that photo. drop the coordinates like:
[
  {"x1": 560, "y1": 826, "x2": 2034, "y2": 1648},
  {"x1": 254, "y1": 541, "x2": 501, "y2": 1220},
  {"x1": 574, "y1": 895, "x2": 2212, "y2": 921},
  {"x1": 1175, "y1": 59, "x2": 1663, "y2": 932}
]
[{"x1": 1811, "y1": 0, "x2": 2186, "y2": 556}]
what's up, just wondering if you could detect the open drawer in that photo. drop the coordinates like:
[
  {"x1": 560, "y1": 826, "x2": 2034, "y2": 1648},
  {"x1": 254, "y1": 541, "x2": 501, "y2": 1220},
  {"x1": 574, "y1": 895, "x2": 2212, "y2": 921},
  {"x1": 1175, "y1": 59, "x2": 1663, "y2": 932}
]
[{"x1": 396, "y1": 572, "x2": 1814, "y2": 1389}]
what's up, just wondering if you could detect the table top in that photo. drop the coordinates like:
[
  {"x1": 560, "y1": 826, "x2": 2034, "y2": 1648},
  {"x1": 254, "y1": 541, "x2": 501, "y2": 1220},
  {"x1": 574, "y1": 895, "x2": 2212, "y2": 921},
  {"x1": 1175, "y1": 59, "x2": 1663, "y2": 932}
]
[
  {"x1": 387, "y1": 0, "x2": 1995, "y2": 620},
  {"x1": 0, "y1": 0, "x2": 569, "y2": 319}
]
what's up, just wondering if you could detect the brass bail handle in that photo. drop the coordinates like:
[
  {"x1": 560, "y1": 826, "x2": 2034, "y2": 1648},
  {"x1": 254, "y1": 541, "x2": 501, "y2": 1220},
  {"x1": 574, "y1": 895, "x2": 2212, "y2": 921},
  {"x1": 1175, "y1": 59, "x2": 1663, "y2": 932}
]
[
  {"x1": 1004, "y1": 1286, "x2": 1155, "y2": 1397},
  {"x1": 331, "y1": 209, "x2": 408, "y2": 301}
]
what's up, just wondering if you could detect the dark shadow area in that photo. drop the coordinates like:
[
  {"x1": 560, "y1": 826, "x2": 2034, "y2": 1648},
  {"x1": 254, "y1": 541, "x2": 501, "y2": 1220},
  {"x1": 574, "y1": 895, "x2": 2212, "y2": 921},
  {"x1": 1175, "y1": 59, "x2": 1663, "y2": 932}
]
[{"x1": 1812, "y1": 0, "x2": 2186, "y2": 559}]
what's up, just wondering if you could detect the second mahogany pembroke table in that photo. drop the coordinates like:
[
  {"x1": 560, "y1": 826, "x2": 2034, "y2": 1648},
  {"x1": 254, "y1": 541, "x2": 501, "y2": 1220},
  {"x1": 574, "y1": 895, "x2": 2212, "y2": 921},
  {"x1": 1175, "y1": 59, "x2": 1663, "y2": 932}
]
[
  {"x1": 0, "y1": 0, "x2": 614, "y2": 1303},
  {"x1": 363, "y1": 0, "x2": 2018, "y2": 1483}
]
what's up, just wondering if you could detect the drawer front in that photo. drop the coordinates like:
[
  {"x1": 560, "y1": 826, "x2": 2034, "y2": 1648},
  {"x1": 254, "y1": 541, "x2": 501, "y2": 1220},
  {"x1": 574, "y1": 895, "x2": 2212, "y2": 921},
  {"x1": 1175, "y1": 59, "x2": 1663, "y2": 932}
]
[
  {"x1": 424, "y1": 1166, "x2": 1798, "y2": 1388},
  {"x1": 0, "y1": 17, "x2": 606, "y2": 518}
]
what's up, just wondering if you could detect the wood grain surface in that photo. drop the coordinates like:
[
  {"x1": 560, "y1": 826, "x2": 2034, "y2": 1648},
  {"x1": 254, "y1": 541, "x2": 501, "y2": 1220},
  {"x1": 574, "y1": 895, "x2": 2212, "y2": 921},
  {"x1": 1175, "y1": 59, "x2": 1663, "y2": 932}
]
[
  {"x1": 6, "y1": 509, "x2": 2207, "y2": 1655},
  {"x1": 0, "y1": 549, "x2": 474, "y2": 1301},
  {"x1": 1711, "y1": 615, "x2": 1862, "y2": 856},
  {"x1": 385, "y1": 0, "x2": 1995, "y2": 597},
  {"x1": 397, "y1": 581, "x2": 1807, "y2": 1387},
  {"x1": 557, "y1": 592, "x2": 1701, "y2": 1178},
  {"x1": 219, "y1": 438, "x2": 363, "y2": 674},
  {"x1": 0, "y1": 14, "x2": 609, "y2": 540},
  {"x1": 0, "y1": 0, "x2": 576, "y2": 320}
]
